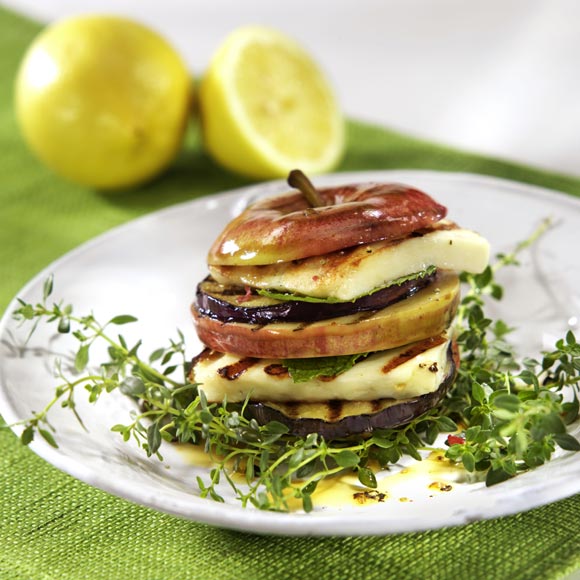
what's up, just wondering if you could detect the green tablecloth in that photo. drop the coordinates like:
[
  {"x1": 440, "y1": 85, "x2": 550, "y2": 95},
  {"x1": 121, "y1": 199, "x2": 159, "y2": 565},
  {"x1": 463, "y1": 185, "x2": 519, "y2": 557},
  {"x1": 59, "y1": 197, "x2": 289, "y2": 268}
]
[{"x1": 1, "y1": 7, "x2": 579, "y2": 580}]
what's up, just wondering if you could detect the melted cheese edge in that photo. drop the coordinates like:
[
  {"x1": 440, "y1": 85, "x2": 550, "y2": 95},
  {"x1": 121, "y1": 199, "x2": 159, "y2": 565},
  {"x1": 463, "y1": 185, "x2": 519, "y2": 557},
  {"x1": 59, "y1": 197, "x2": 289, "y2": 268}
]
[
  {"x1": 192, "y1": 335, "x2": 451, "y2": 404},
  {"x1": 209, "y1": 221, "x2": 489, "y2": 301}
]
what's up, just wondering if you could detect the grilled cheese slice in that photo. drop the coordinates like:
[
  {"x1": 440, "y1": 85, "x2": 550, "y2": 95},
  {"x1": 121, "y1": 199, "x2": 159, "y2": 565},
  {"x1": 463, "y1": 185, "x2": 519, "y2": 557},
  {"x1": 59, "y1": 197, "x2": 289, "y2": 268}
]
[
  {"x1": 191, "y1": 334, "x2": 451, "y2": 404},
  {"x1": 209, "y1": 221, "x2": 489, "y2": 302}
]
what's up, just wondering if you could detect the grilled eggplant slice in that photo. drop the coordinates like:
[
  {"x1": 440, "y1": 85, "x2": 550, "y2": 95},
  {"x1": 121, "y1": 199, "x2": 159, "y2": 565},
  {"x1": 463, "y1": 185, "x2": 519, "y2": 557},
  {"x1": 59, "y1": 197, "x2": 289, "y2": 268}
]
[
  {"x1": 245, "y1": 342, "x2": 458, "y2": 438},
  {"x1": 196, "y1": 272, "x2": 435, "y2": 324}
]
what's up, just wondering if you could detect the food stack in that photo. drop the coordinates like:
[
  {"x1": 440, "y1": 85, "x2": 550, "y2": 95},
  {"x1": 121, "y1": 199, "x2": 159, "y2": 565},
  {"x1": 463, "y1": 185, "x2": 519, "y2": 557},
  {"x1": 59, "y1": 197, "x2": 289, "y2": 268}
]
[{"x1": 190, "y1": 173, "x2": 489, "y2": 438}]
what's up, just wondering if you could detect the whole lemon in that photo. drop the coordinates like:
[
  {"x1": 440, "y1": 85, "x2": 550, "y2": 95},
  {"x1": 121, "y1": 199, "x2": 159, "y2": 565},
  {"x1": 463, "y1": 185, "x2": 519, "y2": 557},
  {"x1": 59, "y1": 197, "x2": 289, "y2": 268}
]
[{"x1": 15, "y1": 15, "x2": 192, "y2": 190}]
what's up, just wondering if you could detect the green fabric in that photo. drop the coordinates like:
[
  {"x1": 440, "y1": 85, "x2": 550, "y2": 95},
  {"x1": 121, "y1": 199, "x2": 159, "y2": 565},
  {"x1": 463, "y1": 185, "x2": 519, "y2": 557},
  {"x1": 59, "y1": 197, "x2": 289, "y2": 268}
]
[{"x1": 0, "y1": 6, "x2": 579, "y2": 580}]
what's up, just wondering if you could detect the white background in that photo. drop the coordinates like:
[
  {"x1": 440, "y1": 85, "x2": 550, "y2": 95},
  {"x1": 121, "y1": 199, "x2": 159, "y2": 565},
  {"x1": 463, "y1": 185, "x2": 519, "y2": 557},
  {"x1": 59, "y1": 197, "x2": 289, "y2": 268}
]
[{"x1": 3, "y1": 0, "x2": 580, "y2": 177}]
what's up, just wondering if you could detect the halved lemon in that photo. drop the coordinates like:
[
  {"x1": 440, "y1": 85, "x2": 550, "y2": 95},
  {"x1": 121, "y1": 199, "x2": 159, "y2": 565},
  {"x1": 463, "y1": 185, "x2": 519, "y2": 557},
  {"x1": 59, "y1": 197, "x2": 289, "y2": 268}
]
[{"x1": 200, "y1": 26, "x2": 344, "y2": 179}]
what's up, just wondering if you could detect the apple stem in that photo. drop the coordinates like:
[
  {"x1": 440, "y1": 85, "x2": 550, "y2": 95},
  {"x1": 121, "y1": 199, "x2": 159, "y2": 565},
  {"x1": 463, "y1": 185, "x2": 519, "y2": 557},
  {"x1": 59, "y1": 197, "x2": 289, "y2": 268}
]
[{"x1": 288, "y1": 169, "x2": 323, "y2": 208}]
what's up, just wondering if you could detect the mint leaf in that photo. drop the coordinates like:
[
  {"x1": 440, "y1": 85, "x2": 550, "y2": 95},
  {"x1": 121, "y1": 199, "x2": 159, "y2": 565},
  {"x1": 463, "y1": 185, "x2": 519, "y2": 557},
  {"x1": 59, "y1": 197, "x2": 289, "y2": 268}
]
[
  {"x1": 386, "y1": 265, "x2": 437, "y2": 287},
  {"x1": 257, "y1": 266, "x2": 436, "y2": 304},
  {"x1": 283, "y1": 353, "x2": 369, "y2": 383}
]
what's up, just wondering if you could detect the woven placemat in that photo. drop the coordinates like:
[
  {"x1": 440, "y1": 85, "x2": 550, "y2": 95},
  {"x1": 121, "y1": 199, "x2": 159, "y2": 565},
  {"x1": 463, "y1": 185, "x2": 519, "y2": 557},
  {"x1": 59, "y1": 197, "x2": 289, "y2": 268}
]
[{"x1": 0, "y1": 6, "x2": 579, "y2": 580}]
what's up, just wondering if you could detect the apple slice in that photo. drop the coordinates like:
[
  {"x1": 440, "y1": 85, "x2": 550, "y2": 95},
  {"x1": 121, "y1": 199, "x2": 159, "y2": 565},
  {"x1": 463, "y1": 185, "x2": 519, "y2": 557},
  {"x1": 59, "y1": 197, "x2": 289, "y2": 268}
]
[
  {"x1": 192, "y1": 271, "x2": 459, "y2": 358},
  {"x1": 207, "y1": 182, "x2": 447, "y2": 266}
]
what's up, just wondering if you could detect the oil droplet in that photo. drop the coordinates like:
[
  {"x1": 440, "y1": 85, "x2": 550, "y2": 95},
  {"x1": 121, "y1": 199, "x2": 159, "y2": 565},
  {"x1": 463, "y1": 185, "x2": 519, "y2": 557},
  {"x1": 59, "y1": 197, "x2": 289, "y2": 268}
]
[
  {"x1": 428, "y1": 481, "x2": 453, "y2": 492},
  {"x1": 353, "y1": 490, "x2": 388, "y2": 504}
]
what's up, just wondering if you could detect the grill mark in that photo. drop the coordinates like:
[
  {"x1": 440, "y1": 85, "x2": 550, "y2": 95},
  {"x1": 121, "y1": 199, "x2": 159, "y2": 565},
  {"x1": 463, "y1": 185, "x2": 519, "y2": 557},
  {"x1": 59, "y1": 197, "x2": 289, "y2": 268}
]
[
  {"x1": 217, "y1": 357, "x2": 258, "y2": 380},
  {"x1": 278, "y1": 401, "x2": 300, "y2": 418},
  {"x1": 190, "y1": 348, "x2": 225, "y2": 367},
  {"x1": 292, "y1": 321, "x2": 316, "y2": 332},
  {"x1": 345, "y1": 309, "x2": 378, "y2": 325},
  {"x1": 326, "y1": 399, "x2": 344, "y2": 421},
  {"x1": 434, "y1": 221, "x2": 458, "y2": 232},
  {"x1": 202, "y1": 279, "x2": 251, "y2": 296},
  {"x1": 370, "y1": 399, "x2": 383, "y2": 413},
  {"x1": 398, "y1": 220, "x2": 459, "y2": 240},
  {"x1": 263, "y1": 364, "x2": 290, "y2": 378},
  {"x1": 381, "y1": 335, "x2": 447, "y2": 374},
  {"x1": 318, "y1": 374, "x2": 338, "y2": 382}
]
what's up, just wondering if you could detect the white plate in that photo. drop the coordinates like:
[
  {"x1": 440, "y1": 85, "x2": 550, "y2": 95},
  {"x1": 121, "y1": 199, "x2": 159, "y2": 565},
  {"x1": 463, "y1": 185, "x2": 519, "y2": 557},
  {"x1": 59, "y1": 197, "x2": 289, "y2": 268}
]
[{"x1": 1, "y1": 170, "x2": 579, "y2": 536}]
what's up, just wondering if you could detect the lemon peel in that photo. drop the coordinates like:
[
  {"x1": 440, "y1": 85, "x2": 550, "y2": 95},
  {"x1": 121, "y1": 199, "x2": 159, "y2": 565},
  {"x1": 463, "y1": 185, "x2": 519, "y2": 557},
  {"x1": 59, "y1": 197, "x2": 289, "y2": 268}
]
[{"x1": 15, "y1": 15, "x2": 192, "y2": 190}]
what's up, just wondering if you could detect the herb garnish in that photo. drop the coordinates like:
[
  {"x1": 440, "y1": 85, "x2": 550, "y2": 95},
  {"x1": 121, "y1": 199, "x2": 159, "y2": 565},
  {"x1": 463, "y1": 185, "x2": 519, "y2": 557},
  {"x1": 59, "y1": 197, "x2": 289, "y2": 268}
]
[
  {"x1": 443, "y1": 219, "x2": 580, "y2": 484},
  {"x1": 8, "y1": 219, "x2": 580, "y2": 512}
]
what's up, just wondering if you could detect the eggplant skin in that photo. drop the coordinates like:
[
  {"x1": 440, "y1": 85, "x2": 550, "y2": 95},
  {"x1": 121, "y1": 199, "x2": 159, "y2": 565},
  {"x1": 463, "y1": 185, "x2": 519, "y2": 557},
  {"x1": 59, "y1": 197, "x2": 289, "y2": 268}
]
[
  {"x1": 195, "y1": 272, "x2": 435, "y2": 324},
  {"x1": 245, "y1": 343, "x2": 458, "y2": 439}
]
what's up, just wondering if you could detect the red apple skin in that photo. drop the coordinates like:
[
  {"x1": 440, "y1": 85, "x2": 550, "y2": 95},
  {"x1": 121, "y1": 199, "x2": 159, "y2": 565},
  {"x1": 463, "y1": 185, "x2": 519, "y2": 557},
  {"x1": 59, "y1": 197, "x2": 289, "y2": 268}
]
[
  {"x1": 192, "y1": 272, "x2": 460, "y2": 359},
  {"x1": 207, "y1": 182, "x2": 447, "y2": 266}
]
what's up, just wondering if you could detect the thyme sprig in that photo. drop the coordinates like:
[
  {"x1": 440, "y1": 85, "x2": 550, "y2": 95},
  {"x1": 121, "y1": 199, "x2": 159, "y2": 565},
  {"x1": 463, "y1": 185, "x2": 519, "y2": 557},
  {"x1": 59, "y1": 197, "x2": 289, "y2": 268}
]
[
  {"x1": 443, "y1": 218, "x2": 580, "y2": 484},
  {"x1": 7, "y1": 218, "x2": 580, "y2": 511}
]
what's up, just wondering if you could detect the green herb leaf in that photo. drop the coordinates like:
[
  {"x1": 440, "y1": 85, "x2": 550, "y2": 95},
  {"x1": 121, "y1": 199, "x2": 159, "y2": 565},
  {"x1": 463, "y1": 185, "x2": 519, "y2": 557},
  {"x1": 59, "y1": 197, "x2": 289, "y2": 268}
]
[
  {"x1": 486, "y1": 467, "x2": 512, "y2": 486},
  {"x1": 357, "y1": 467, "x2": 378, "y2": 488},
  {"x1": 493, "y1": 393, "x2": 521, "y2": 412},
  {"x1": 301, "y1": 493, "x2": 313, "y2": 513},
  {"x1": 20, "y1": 425, "x2": 34, "y2": 445},
  {"x1": 109, "y1": 315, "x2": 138, "y2": 325},
  {"x1": 147, "y1": 424, "x2": 162, "y2": 455},
  {"x1": 283, "y1": 353, "x2": 369, "y2": 383},
  {"x1": 553, "y1": 433, "x2": 580, "y2": 451},
  {"x1": 119, "y1": 376, "x2": 146, "y2": 397},
  {"x1": 39, "y1": 428, "x2": 58, "y2": 448},
  {"x1": 436, "y1": 416, "x2": 458, "y2": 432},
  {"x1": 149, "y1": 348, "x2": 166, "y2": 363},
  {"x1": 57, "y1": 318, "x2": 70, "y2": 334},
  {"x1": 74, "y1": 344, "x2": 90, "y2": 372},
  {"x1": 43, "y1": 276, "x2": 54, "y2": 301},
  {"x1": 462, "y1": 452, "x2": 475, "y2": 472},
  {"x1": 334, "y1": 450, "x2": 360, "y2": 468},
  {"x1": 264, "y1": 421, "x2": 290, "y2": 435}
]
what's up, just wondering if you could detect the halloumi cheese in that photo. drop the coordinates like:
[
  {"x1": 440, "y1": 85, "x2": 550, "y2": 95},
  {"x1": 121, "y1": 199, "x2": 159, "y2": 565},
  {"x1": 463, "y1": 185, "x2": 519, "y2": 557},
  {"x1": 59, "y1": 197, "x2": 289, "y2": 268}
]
[
  {"x1": 191, "y1": 334, "x2": 451, "y2": 403},
  {"x1": 209, "y1": 221, "x2": 489, "y2": 301}
]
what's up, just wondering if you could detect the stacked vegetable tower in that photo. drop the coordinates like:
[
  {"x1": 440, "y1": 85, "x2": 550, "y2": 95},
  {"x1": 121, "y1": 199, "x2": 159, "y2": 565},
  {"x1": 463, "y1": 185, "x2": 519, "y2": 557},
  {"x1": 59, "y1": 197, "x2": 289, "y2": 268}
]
[{"x1": 190, "y1": 173, "x2": 489, "y2": 438}]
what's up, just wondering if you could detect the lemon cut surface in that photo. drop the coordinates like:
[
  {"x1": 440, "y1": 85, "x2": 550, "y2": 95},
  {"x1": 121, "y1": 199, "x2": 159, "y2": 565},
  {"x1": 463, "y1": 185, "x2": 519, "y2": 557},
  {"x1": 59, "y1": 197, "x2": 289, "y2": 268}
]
[{"x1": 200, "y1": 27, "x2": 344, "y2": 179}]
